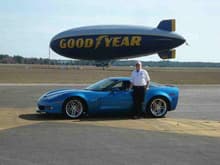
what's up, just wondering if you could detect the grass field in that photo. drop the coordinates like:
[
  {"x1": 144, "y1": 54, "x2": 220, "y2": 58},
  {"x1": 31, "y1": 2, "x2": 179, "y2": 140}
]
[{"x1": 0, "y1": 64, "x2": 220, "y2": 84}]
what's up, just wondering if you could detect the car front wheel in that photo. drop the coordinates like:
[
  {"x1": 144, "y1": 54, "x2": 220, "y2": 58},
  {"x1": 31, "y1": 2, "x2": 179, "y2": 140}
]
[
  {"x1": 147, "y1": 97, "x2": 169, "y2": 118},
  {"x1": 63, "y1": 98, "x2": 85, "y2": 119}
]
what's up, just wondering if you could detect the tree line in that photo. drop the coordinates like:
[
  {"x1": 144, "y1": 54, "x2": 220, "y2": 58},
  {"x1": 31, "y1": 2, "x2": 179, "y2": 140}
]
[
  {"x1": 0, "y1": 54, "x2": 69, "y2": 65},
  {"x1": 0, "y1": 54, "x2": 220, "y2": 67}
]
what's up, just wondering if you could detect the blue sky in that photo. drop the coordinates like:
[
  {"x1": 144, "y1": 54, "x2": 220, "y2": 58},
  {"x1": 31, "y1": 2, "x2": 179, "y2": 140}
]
[{"x1": 1, "y1": 0, "x2": 220, "y2": 62}]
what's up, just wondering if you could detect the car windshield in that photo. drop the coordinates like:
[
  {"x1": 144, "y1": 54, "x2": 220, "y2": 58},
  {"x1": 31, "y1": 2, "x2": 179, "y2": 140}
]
[{"x1": 85, "y1": 79, "x2": 120, "y2": 91}]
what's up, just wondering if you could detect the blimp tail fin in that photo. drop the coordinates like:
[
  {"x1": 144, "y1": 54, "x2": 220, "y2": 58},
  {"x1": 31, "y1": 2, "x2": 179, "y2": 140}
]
[
  {"x1": 157, "y1": 19, "x2": 176, "y2": 32},
  {"x1": 158, "y1": 49, "x2": 176, "y2": 59}
]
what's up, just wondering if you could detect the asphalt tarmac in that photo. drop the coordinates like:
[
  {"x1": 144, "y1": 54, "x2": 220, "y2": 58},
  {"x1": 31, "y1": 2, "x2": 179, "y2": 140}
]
[{"x1": 0, "y1": 84, "x2": 220, "y2": 165}]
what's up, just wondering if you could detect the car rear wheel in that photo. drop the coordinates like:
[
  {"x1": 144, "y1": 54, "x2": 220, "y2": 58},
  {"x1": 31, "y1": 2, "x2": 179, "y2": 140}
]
[
  {"x1": 63, "y1": 98, "x2": 85, "y2": 119},
  {"x1": 147, "y1": 97, "x2": 168, "y2": 118}
]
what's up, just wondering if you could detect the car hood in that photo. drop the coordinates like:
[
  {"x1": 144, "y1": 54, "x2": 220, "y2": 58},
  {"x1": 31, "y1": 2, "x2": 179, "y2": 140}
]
[
  {"x1": 41, "y1": 89, "x2": 89, "y2": 98},
  {"x1": 45, "y1": 88, "x2": 88, "y2": 97}
]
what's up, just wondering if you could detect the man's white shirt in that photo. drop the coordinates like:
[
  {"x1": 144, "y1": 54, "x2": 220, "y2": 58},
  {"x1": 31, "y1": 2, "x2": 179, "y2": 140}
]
[{"x1": 130, "y1": 69, "x2": 150, "y2": 86}]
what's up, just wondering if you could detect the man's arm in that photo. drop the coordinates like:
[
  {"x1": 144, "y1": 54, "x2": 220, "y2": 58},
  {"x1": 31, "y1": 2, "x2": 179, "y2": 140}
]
[
  {"x1": 145, "y1": 80, "x2": 150, "y2": 89},
  {"x1": 144, "y1": 70, "x2": 150, "y2": 89}
]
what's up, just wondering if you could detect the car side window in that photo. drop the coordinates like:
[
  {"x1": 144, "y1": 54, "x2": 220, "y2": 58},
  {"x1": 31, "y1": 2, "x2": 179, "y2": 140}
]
[
  {"x1": 112, "y1": 81, "x2": 130, "y2": 91},
  {"x1": 112, "y1": 81, "x2": 123, "y2": 90}
]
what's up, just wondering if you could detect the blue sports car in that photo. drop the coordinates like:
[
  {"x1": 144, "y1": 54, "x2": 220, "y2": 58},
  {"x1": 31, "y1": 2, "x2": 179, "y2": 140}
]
[{"x1": 37, "y1": 77, "x2": 179, "y2": 118}]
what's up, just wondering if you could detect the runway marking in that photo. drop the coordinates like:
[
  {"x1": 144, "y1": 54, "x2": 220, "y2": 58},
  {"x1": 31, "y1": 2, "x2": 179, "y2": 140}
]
[{"x1": 0, "y1": 108, "x2": 220, "y2": 137}]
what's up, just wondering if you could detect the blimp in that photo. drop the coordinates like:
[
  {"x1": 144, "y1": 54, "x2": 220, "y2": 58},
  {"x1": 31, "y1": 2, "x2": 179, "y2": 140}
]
[{"x1": 50, "y1": 19, "x2": 185, "y2": 66}]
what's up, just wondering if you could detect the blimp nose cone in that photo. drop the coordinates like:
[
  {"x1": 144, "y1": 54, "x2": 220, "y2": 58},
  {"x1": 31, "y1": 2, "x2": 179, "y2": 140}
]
[
  {"x1": 50, "y1": 39, "x2": 56, "y2": 52},
  {"x1": 50, "y1": 34, "x2": 63, "y2": 55},
  {"x1": 50, "y1": 35, "x2": 58, "y2": 50}
]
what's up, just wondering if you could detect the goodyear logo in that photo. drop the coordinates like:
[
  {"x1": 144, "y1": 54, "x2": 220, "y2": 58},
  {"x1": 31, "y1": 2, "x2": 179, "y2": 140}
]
[{"x1": 59, "y1": 35, "x2": 142, "y2": 49}]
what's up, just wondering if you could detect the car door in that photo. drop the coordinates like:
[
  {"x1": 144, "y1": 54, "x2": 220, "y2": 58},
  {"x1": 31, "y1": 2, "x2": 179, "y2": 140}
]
[{"x1": 99, "y1": 81, "x2": 133, "y2": 113}]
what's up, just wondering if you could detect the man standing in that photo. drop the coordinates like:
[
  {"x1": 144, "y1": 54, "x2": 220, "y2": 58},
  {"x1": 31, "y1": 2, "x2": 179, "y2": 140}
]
[{"x1": 130, "y1": 61, "x2": 150, "y2": 119}]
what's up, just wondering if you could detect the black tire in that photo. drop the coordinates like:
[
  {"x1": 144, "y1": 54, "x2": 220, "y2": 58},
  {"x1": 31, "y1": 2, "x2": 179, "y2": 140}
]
[
  {"x1": 63, "y1": 97, "x2": 86, "y2": 119},
  {"x1": 146, "y1": 97, "x2": 169, "y2": 118}
]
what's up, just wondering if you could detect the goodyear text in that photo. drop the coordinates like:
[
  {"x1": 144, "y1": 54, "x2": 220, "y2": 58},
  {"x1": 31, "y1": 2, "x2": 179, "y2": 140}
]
[{"x1": 59, "y1": 35, "x2": 142, "y2": 49}]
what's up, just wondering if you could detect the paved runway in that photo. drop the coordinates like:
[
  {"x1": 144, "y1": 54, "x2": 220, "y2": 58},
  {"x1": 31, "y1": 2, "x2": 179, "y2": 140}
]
[
  {"x1": 0, "y1": 84, "x2": 220, "y2": 165},
  {"x1": 1, "y1": 84, "x2": 220, "y2": 120}
]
